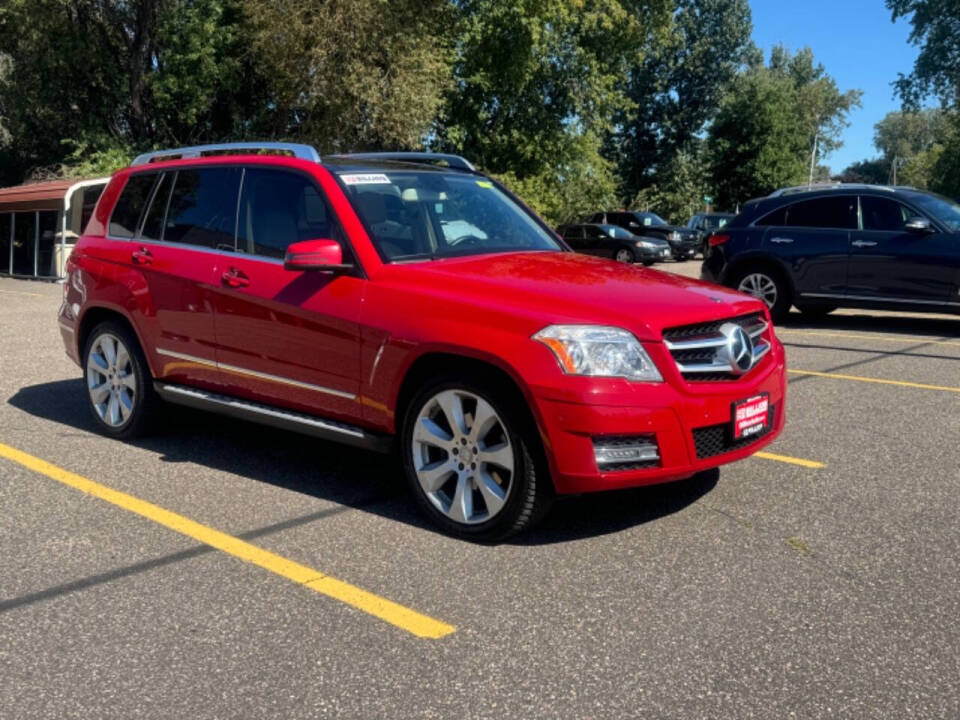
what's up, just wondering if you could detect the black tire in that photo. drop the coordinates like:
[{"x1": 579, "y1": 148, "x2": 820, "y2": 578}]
[
  {"x1": 728, "y1": 264, "x2": 792, "y2": 322},
  {"x1": 795, "y1": 303, "x2": 838, "y2": 318},
  {"x1": 400, "y1": 372, "x2": 553, "y2": 542},
  {"x1": 642, "y1": 259, "x2": 655, "y2": 267},
  {"x1": 614, "y1": 248, "x2": 635, "y2": 263},
  {"x1": 82, "y1": 320, "x2": 160, "y2": 439}
]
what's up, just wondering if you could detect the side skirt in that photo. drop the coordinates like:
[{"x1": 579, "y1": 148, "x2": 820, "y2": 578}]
[{"x1": 154, "y1": 382, "x2": 393, "y2": 454}]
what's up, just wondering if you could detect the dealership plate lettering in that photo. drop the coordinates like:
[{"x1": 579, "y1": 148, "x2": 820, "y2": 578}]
[{"x1": 732, "y1": 393, "x2": 769, "y2": 440}]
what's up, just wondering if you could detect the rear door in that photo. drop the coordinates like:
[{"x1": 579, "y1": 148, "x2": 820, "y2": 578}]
[
  {"x1": 848, "y1": 194, "x2": 956, "y2": 302},
  {"x1": 209, "y1": 166, "x2": 364, "y2": 423},
  {"x1": 112, "y1": 168, "x2": 236, "y2": 389},
  {"x1": 756, "y1": 195, "x2": 856, "y2": 297}
]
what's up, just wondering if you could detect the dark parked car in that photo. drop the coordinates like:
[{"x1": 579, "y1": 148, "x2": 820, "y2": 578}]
[
  {"x1": 557, "y1": 223, "x2": 671, "y2": 265},
  {"x1": 687, "y1": 212, "x2": 735, "y2": 255},
  {"x1": 701, "y1": 184, "x2": 960, "y2": 321},
  {"x1": 587, "y1": 211, "x2": 699, "y2": 260}
]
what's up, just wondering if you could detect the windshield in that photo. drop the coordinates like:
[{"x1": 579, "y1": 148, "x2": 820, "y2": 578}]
[
  {"x1": 599, "y1": 224, "x2": 633, "y2": 239},
  {"x1": 703, "y1": 215, "x2": 732, "y2": 230},
  {"x1": 635, "y1": 212, "x2": 668, "y2": 227},
  {"x1": 338, "y1": 171, "x2": 562, "y2": 261},
  {"x1": 908, "y1": 192, "x2": 960, "y2": 231}
]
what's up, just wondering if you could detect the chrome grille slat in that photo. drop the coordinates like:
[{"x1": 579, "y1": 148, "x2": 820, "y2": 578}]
[{"x1": 662, "y1": 313, "x2": 770, "y2": 381}]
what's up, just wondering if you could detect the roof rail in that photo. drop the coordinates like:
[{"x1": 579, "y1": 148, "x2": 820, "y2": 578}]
[
  {"x1": 328, "y1": 152, "x2": 476, "y2": 172},
  {"x1": 768, "y1": 182, "x2": 896, "y2": 198},
  {"x1": 131, "y1": 142, "x2": 321, "y2": 166}
]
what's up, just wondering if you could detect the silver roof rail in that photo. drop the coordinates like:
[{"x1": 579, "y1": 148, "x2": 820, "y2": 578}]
[
  {"x1": 768, "y1": 183, "x2": 896, "y2": 197},
  {"x1": 328, "y1": 152, "x2": 476, "y2": 171},
  {"x1": 131, "y1": 142, "x2": 321, "y2": 166}
]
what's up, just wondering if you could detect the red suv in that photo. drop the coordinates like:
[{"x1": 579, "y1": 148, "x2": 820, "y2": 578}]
[{"x1": 58, "y1": 144, "x2": 786, "y2": 540}]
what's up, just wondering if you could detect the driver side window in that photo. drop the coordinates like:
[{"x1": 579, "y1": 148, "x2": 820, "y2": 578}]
[{"x1": 860, "y1": 196, "x2": 913, "y2": 232}]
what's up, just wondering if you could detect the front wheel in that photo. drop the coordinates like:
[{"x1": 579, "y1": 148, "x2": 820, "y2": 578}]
[
  {"x1": 615, "y1": 248, "x2": 635, "y2": 263},
  {"x1": 730, "y1": 266, "x2": 791, "y2": 322},
  {"x1": 401, "y1": 375, "x2": 551, "y2": 541}
]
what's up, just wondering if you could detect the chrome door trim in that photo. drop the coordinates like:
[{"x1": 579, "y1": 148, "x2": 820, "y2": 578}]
[
  {"x1": 156, "y1": 348, "x2": 357, "y2": 399},
  {"x1": 851, "y1": 240, "x2": 878, "y2": 248},
  {"x1": 799, "y1": 292, "x2": 960, "y2": 307},
  {"x1": 769, "y1": 237, "x2": 794, "y2": 244}
]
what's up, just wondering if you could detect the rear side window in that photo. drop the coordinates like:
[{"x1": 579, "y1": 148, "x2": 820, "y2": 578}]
[
  {"x1": 861, "y1": 196, "x2": 912, "y2": 231},
  {"x1": 108, "y1": 173, "x2": 157, "y2": 238},
  {"x1": 140, "y1": 172, "x2": 172, "y2": 241},
  {"x1": 784, "y1": 197, "x2": 857, "y2": 229},
  {"x1": 563, "y1": 226, "x2": 583, "y2": 241},
  {"x1": 237, "y1": 168, "x2": 339, "y2": 259},
  {"x1": 755, "y1": 206, "x2": 788, "y2": 226},
  {"x1": 164, "y1": 168, "x2": 242, "y2": 249}
]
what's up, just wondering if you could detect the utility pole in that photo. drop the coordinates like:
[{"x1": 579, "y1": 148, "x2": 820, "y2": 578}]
[{"x1": 808, "y1": 132, "x2": 819, "y2": 187}]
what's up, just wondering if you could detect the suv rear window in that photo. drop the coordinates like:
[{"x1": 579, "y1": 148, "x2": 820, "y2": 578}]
[
  {"x1": 109, "y1": 173, "x2": 157, "y2": 238},
  {"x1": 757, "y1": 197, "x2": 857, "y2": 229}
]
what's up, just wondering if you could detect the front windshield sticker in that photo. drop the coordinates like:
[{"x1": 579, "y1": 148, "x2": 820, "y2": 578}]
[
  {"x1": 341, "y1": 173, "x2": 392, "y2": 185},
  {"x1": 476, "y1": 180, "x2": 494, "y2": 188}
]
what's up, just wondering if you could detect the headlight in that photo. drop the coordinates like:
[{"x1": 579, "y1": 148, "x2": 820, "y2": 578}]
[
  {"x1": 533, "y1": 325, "x2": 663, "y2": 381},
  {"x1": 635, "y1": 240, "x2": 656, "y2": 249},
  {"x1": 669, "y1": 231, "x2": 680, "y2": 241}
]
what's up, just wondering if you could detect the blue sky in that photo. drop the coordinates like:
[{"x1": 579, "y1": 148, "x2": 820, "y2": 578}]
[{"x1": 750, "y1": 0, "x2": 921, "y2": 173}]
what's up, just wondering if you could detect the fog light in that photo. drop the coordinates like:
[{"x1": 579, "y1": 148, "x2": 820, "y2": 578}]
[{"x1": 593, "y1": 436, "x2": 659, "y2": 470}]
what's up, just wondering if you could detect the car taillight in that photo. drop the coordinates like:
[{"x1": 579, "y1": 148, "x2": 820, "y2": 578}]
[{"x1": 708, "y1": 233, "x2": 729, "y2": 247}]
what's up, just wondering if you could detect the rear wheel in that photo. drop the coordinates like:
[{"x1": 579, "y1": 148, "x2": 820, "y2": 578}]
[
  {"x1": 730, "y1": 265, "x2": 791, "y2": 322},
  {"x1": 83, "y1": 321, "x2": 159, "y2": 439},
  {"x1": 401, "y1": 374, "x2": 551, "y2": 541},
  {"x1": 615, "y1": 248, "x2": 635, "y2": 263}
]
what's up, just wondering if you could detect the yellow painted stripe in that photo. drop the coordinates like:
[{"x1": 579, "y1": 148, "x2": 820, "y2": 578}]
[
  {"x1": 0, "y1": 287, "x2": 45, "y2": 298},
  {"x1": 788, "y1": 368, "x2": 960, "y2": 394},
  {"x1": 778, "y1": 328, "x2": 960, "y2": 348},
  {"x1": 754, "y1": 451, "x2": 825, "y2": 468},
  {"x1": 0, "y1": 442, "x2": 455, "y2": 639}
]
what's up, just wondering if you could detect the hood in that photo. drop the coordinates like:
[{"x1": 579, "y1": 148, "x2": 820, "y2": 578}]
[{"x1": 373, "y1": 251, "x2": 765, "y2": 341}]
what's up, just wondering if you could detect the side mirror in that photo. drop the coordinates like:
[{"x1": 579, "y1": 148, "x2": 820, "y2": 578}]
[
  {"x1": 283, "y1": 238, "x2": 353, "y2": 272},
  {"x1": 904, "y1": 216, "x2": 933, "y2": 233}
]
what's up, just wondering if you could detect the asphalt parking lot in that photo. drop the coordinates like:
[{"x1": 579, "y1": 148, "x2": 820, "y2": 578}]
[{"x1": 1, "y1": 267, "x2": 958, "y2": 719}]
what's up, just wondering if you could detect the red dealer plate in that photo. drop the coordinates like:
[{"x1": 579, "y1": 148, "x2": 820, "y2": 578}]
[{"x1": 732, "y1": 393, "x2": 770, "y2": 440}]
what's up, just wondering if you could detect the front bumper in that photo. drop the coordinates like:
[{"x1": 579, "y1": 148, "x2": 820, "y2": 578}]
[
  {"x1": 636, "y1": 245, "x2": 671, "y2": 262},
  {"x1": 669, "y1": 239, "x2": 699, "y2": 259},
  {"x1": 530, "y1": 341, "x2": 787, "y2": 494}
]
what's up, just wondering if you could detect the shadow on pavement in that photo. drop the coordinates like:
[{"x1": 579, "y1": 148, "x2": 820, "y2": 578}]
[
  {"x1": 779, "y1": 309, "x2": 960, "y2": 338},
  {"x1": 8, "y1": 379, "x2": 717, "y2": 547}
]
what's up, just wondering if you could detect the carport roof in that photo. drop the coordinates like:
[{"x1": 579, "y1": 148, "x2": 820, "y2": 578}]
[{"x1": 0, "y1": 179, "x2": 84, "y2": 212}]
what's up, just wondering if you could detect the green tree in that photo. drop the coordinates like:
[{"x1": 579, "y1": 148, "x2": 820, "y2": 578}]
[
  {"x1": 707, "y1": 46, "x2": 861, "y2": 208},
  {"x1": 888, "y1": 0, "x2": 960, "y2": 108},
  {"x1": 628, "y1": 146, "x2": 710, "y2": 223},
  {"x1": 616, "y1": 0, "x2": 754, "y2": 199},
  {"x1": 836, "y1": 159, "x2": 889, "y2": 184},
  {"x1": 874, "y1": 109, "x2": 948, "y2": 184},
  {"x1": 244, "y1": 0, "x2": 454, "y2": 152}
]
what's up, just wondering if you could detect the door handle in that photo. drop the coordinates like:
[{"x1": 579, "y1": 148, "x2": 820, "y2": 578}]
[
  {"x1": 221, "y1": 267, "x2": 249, "y2": 288},
  {"x1": 852, "y1": 240, "x2": 878, "y2": 248},
  {"x1": 770, "y1": 237, "x2": 794, "y2": 244},
  {"x1": 131, "y1": 247, "x2": 152, "y2": 265}
]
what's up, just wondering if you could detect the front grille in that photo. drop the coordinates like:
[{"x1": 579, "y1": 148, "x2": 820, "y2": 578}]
[
  {"x1": 662, "y1": 312, "x2": 770, "y2": 381},
  {"x1": 692, "y1": 405, "x2": 776, "y2": 460}
]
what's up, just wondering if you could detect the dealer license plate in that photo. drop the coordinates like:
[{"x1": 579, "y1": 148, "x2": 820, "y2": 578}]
[{"x1": 731, "y1": 393, "x2": 770, "y2": 440}]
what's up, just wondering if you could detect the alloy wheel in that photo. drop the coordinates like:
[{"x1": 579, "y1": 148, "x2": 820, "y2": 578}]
[
  {"x1": 86, "y1": 333, "x2": 137, "y2": 427},
  {"x1": 737, "y1": 272, "x2": 778, "y2": 309},
  {"x1": 411, "y1": 389, "x2": 514, "y2": 525},
  {"x1": 615, "y1": 249, "x2": 633, "y2": 263}
]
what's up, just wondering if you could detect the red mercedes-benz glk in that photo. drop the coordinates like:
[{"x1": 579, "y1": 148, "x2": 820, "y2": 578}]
[{"x1": 58, "y1": 144, "x2": 786, "y2": 540}]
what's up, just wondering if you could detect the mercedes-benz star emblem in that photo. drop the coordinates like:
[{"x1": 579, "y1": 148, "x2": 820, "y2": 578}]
[{"x1": 720, "y1": 322, "x2": 754, "y2": 375}]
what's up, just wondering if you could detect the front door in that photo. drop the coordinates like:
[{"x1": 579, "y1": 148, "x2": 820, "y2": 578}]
[
  {"x1": 847, "y1": 195, "x2": 958, "y2": 303},
  {"x1": 209, "y1": 166, "x2": 364, "y2": 423}
]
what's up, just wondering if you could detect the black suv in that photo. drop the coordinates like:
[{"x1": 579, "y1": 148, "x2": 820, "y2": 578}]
[
  {"x1": 587, "y1": 211, "x2": 699, "y2": 261},
  {"x1": 701, "y1": 184, "x2": 960, "y2": 321},
  {"x1": 687, "y1": 212, "x2": 735, "y2": 255}
]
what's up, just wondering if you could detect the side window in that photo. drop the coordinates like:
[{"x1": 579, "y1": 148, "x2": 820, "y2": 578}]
[
  {"x1": 563, "y1": 226, "x2": 583, "y2": 241},
  {"x1": 237, "y1": 168, "x2": 341, "y2": 259},
  {"x1": 585, "y1": 226, "x2": 603, "y2": 239},
  {"x1": 784, "y1": 196, "x2": 857, "y2": 229},
  {"x1": 756, "y1": 206, "x2": 788, "y2": 226},
  {"x1": 140, "y1": 172, "x2": 172, "y2": 241},
  {"x1": 164, "y1": 168, "x2": 242, "y2": 249},
  {"x1": 108, "y1": 173, "x2": 157, "y2": 238},
  {"x1": 861, "y1": 196, "x2": 912, "y2": 232}
]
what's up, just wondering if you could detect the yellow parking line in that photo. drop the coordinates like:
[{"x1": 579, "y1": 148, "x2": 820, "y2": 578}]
[
  {"x1": 0, "y1": 442, "x2": 455, "y2": 639},
  {"x1": 778, "y1": 329, "x2": 960, "y2": 348},
  {"x1": 788, "y1": 369, "x2": 960, "y2": 394},
  {"x1": 753, "y1": 451, "x2": 825, "y2": 469},
  {"x1": 0, "y1": 287, "x2": 46, "y2": 298}
]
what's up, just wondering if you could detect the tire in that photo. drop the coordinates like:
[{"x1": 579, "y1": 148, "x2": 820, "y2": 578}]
[
  {"x1": 795, "y1": 303, "x2": 837, "y2": 318},
  {"x1": 83, "y1": 321, "x2": 159, "y2": 439},
  {"x1": 401, "y1": 372, "x2": 552, "y2": 542},
  {"x1": 729, "y1": 264, "x2": 791, "y2": 322},
  {"x1": 615, "y1": 248, "x2": 635, "y2": 263},
  {"x1": 642, "y1": 260, "x2": 655, "y2": 267}
]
